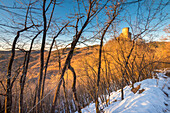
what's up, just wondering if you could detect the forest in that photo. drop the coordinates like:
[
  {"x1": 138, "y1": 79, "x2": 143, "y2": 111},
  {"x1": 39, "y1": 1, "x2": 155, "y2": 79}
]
[{"x1": 0, "y1": 0, "x2": 169, "y2": 113}]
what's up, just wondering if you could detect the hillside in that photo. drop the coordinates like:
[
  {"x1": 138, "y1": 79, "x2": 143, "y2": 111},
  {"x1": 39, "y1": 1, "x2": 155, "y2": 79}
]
[
  {"x1": 0, "y1": 45, "x2": 99, "y2": 81},
  {"x1": 0, "y1": 41, "x2": 169, "y2": 91},
  {"x1": 0, "y1": 42, "x2": 169, "y2": 79},
  {"x1": 77, "y1": 71, "x2": 170, "y2": 113},
  {"x1": 0, "y1": 41, "x2": 169, "y2": 112}
]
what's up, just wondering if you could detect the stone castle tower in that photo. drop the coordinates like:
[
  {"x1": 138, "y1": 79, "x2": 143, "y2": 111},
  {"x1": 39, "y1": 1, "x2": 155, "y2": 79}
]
[{"x1": 119, "y1": 27, "x2": 131, "y2": 40}]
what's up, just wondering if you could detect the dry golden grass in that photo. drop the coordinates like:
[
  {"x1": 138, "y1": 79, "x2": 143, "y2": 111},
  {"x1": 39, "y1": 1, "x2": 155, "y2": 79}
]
[{"x1": 131, "y1": 84, "x2": 141, "y2": 94}]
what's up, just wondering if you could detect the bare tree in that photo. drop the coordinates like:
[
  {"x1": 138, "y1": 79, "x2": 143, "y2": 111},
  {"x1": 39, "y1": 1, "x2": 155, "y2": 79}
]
[
  {"x1": 19, "y1": 31, "x2": 42, "y2": 113},
  {"x1": 36, "y1": 0, "x2": 57, "y2": 112},
  {"x1": 50, "y1": 0, "x2": 108, "y2": 112},
  {"x1": 95, "y1": 1, "x2": 121, "y2": 111},
  {"x1": 5, "y1": 24, "x2": 35, "y2": 113}
]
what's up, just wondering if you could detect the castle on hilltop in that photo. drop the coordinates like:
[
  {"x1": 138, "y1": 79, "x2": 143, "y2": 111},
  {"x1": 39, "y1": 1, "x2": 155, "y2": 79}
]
[
  {"x1": 117, "y1": 27, "x2": 145, "y2": 43},
  {"x1": 118, "y1": 27, "x2": 132, "y2": 41}
]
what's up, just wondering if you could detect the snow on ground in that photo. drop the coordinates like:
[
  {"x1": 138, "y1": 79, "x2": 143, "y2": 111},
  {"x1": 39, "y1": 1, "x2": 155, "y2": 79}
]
[{"x1": 78, "y1": 72, "x2": 170, "y2": 113}]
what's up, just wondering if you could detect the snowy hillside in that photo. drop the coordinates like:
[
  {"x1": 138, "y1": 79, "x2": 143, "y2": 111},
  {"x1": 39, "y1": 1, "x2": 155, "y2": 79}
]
[{"x1": 78, "y1": 72, "x2": 170, "y2": 113}]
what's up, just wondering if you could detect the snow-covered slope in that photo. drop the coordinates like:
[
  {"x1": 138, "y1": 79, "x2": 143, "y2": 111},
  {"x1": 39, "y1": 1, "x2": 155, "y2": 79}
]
[{"x1": 79, "y1": 72, "x2": 170, "y2": 113}]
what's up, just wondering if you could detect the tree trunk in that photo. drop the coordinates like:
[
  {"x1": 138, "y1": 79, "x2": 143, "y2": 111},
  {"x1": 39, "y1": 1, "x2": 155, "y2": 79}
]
[
  {"x1": 68, "y1": 65, "x2": 81, "y2": 113},
  {"x1": 62, "y1": 78, "x2": 69, "y2": 113},
  {"x1": 5, "y1": 31, "x2": 20, "y2": 113},
  {"x1": 40, "y1": 23, "x2": 68, "y2": 104},
  {"x1": 121, "y1": 77, "x2": 124, "y2": 100},
  {"x1": 95, "y1": 11, "x2": 117, "y2": 112},
  {"x1": 19, "y1": 31, "x2": 40, "y2": 113},
  {"x1": 37, "y1": 1, "x2": 47, "y2": 113},
  {"x1": 19, "y1": 52, "x2": 27, "y2": 113}
]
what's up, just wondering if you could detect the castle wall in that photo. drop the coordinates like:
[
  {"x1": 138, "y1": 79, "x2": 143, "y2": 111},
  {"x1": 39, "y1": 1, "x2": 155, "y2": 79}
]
[{"x1": 122, "y1": 27, "x2": 129, "y2": 38}]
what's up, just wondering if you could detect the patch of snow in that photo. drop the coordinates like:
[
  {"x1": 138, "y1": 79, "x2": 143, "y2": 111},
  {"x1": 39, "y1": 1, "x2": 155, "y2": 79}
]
[{"x1": 77, "y1": 72, "x2": 170, "y2": 113}]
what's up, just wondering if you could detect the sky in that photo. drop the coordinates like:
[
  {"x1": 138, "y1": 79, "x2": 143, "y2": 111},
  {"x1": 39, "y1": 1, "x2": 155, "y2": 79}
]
[{"x1": 0, "y1": 0, "x2": 169, "y2": 51}]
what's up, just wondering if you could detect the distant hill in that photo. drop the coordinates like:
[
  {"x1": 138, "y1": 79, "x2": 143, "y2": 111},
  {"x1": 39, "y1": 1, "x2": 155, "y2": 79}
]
[
  {"x1": 0, "y1": 45, "x2": 99, "y2": 81},
  {"x1": 0, "y1": 41, "x2": 169, "y2": 85},
  {"x1": 0, "y1": 41, "x2": 169, "y2": 113}
]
